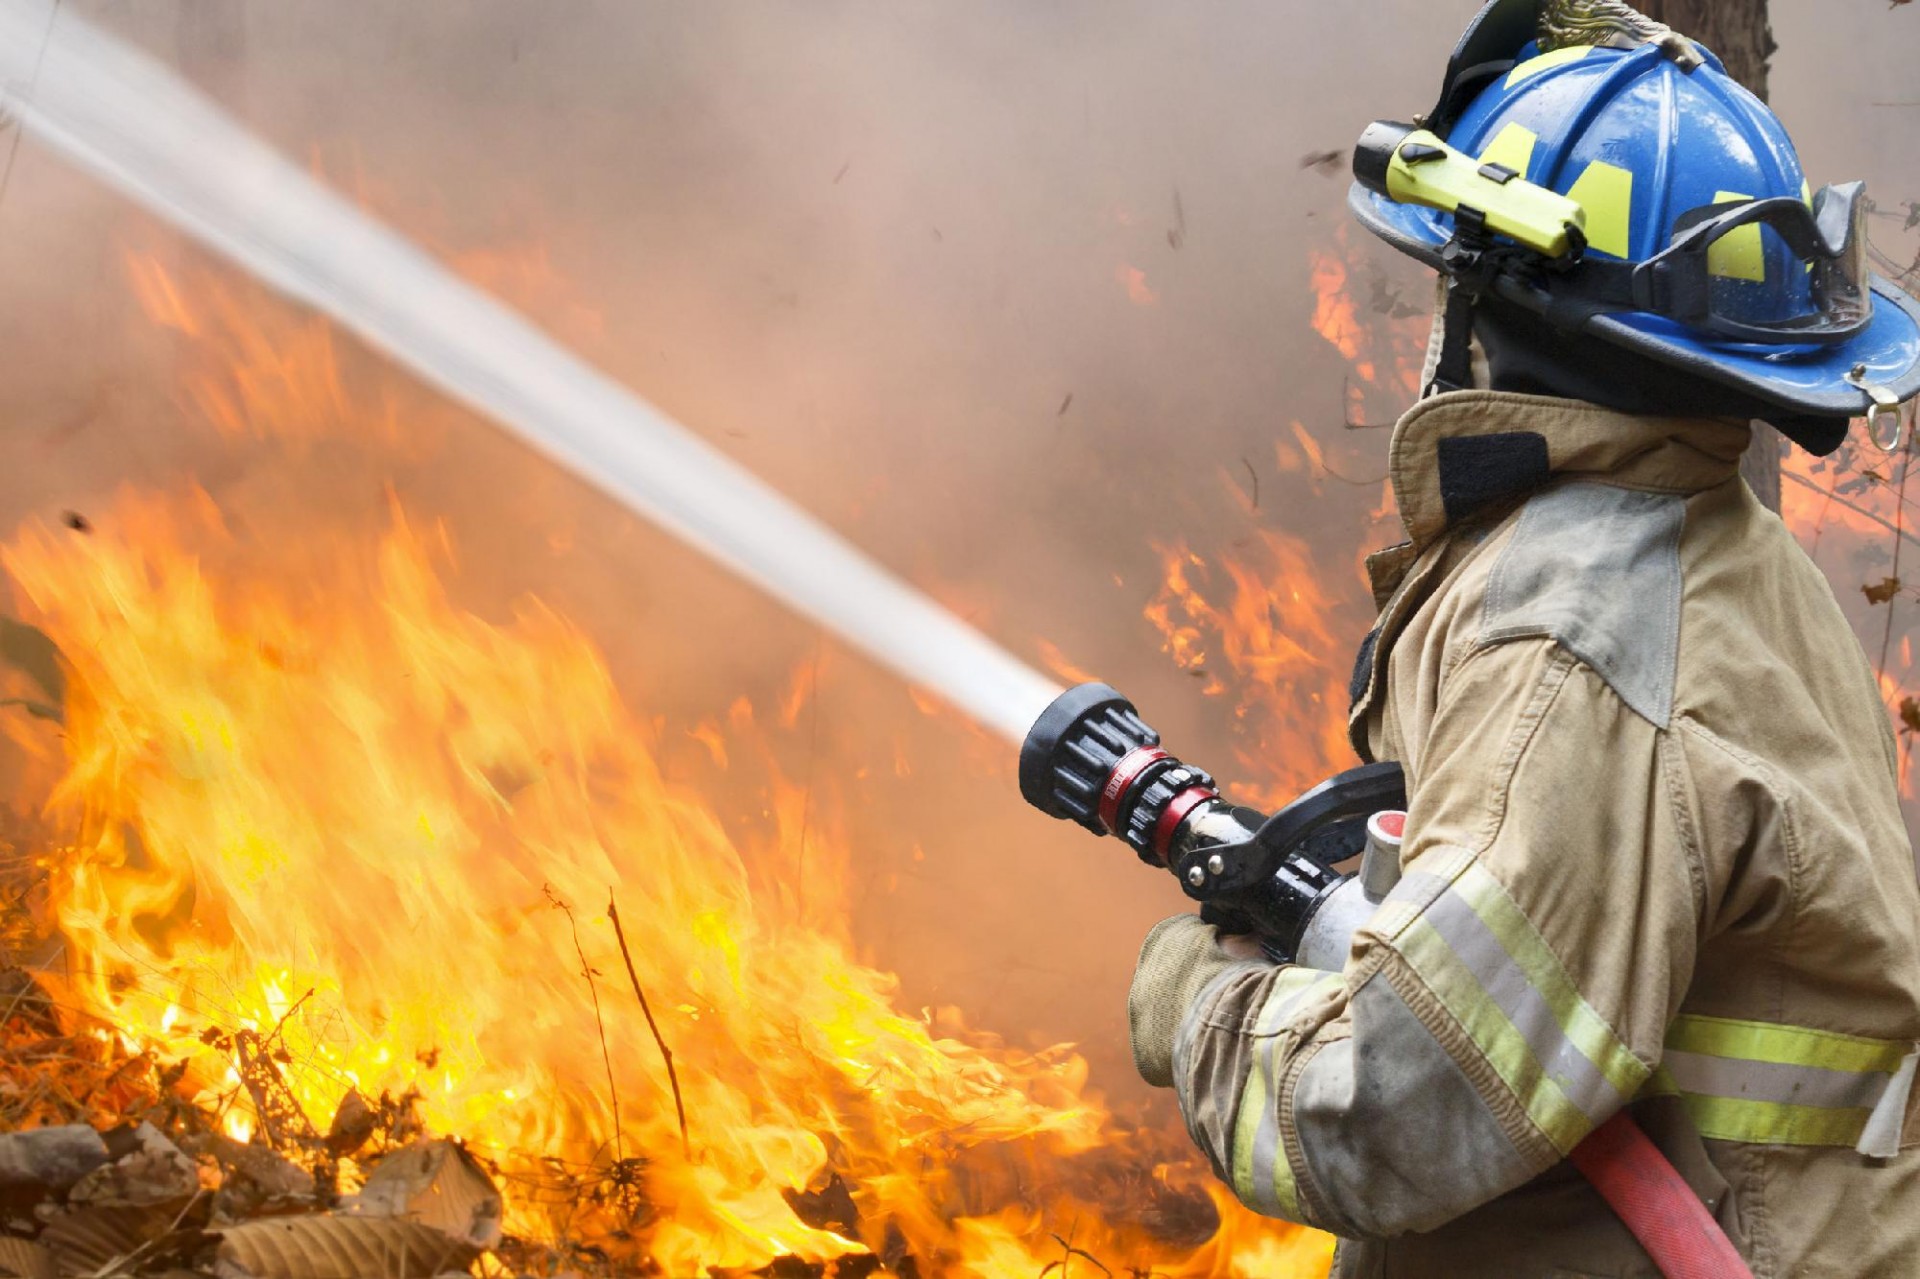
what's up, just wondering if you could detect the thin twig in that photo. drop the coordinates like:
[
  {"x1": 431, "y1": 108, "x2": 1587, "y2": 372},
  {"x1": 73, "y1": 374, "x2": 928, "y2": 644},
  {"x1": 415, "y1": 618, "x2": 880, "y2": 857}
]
[
  {"x1": 260, "y1": 987, "x2": 315, "y2": 1055},
  {"x1": 547, "y1": 885, "x2": 622, "y2": 1166},
  {"x1": 1042, "y1": 1231, "x2": 1113, "y2": 1279},
  {"x1": 607, "y1": 890, "x2": 690, "y2": 1161},
  {"x1": 1782, "y1": 472, "x2": 1920, "y2": 552},
  {"x1": 1879, "y1": 439, "x2": 1916, "y2": 682},
  {"x1": 95, "y1": 1187, "x2": 207, "y2": 1277},
  {"x1": 1239, "y1": 457, "x2": 1260, "y2": 511}
]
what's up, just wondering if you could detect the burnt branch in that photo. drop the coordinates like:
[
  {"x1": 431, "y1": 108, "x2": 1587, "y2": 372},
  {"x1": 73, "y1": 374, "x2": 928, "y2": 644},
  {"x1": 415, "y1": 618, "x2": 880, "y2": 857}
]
[{"x1": 608, "y1": 890, "x2": 691, "y2": 1162}]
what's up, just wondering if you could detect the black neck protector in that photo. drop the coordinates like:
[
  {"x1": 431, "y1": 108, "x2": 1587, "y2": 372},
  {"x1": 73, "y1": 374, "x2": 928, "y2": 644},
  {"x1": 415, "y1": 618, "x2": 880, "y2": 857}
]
[{"x1": 1469, "y1": 291, "x2": 1850, "y2": 456}]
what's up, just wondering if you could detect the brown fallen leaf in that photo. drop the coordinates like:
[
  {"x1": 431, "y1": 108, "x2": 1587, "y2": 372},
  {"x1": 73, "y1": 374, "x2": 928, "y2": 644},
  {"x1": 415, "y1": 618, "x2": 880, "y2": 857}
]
[
  {"x1": 1299, "y1": 148, "x2": 1346, "y2": 176},
  {"x1": 212, "y1": 1214, "x2": 478, "y2": 1279},
  {"x1": 322, "y1": 1091, "x2": 374, "y2": 1160},
  {"x1": 71, "y1": 1124, "x2": 197, "y2": 1209},
  {"x1": 39, "y1": 1202, "x2": 190, "y2": 1275},
  {"x1": 1900, "y1": 697, "x2": 1920, "y2": 737},
  {"x1": 348, "y1": 1140, "x2": 501, "y2": 1249},
  {"x1": 1865, "y1": 577, "x2": 1904, "y2": 605},
  {"x1": 0, "y1": 1236, "x2": 53, "y2": 1279},
  {"x1": 200, "y1": 1136, "x2": 314, "y2": 1221}
]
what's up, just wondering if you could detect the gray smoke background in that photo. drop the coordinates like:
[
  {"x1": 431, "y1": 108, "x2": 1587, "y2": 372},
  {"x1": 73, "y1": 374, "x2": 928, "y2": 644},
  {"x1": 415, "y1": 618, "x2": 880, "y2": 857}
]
[{"x1": 0, "y1": 0, "x2": 1915, "y2": 1127}]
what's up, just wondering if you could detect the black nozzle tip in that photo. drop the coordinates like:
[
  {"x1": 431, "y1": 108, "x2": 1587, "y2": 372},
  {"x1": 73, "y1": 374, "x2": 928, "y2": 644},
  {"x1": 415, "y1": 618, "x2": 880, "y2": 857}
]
[
  {"x1": 1019, "y1": 682, "x2": 1131, "y2": 811},
  {"x1": 1353, "y1": 120, "x2": 1418, "y2": 197},
  {"x1": 1018, "y1": 681, "x2": 1159, "y2": 833}
]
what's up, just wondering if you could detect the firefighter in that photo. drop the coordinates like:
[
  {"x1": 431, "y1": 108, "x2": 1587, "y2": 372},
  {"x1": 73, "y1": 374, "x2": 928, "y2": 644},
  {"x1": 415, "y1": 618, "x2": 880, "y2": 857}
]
[{"x1": 1126, "y1": 0, "x2": 1920, "y2": 1273}]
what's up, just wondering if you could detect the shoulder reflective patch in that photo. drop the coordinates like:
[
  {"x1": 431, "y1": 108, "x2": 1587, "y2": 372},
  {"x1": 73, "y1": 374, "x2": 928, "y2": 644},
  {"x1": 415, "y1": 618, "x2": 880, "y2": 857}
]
[
  {"x1": 1639, "y1": 1013, "x2": 1916, "y2": 1148},
  {"x1": 1389, "y1": 849, "x2": 1649, "y2": 1154},
  {"x1": 1708, "y1": 189, "x2": 1767, "y2": 282},
  {"x1": 1477, "y1": 123, "x2": 1540, "y2": 181},
  {"x1": 1565, "y1": 161, "x2": 1634, "y2": 259},
  {"x1": 1480, "y1": 482, "x2": 1684, "y2": 728},
  {"x1": 1506, "y1": 44, "x2": 1593, "y2": 88},
  {"x1": 1227, "y1": 967, "x2": 1345, "y2": 1220},
  {"x1": 1291, "y1": 977, "x2": 1537, "y2": 1237}
]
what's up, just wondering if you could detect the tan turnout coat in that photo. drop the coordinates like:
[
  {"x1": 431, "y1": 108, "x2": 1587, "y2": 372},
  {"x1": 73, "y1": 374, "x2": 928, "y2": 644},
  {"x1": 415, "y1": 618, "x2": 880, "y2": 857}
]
[{"x1": 1152, "y1": 391, "x2": 1920, "y2": 1277}]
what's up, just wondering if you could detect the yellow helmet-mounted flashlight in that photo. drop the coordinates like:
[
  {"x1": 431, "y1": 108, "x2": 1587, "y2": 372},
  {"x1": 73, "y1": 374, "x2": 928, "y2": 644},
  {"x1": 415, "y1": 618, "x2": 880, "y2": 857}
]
[{"x1": 1353, "y1": 121, "x2": 1588, "y2": 262}]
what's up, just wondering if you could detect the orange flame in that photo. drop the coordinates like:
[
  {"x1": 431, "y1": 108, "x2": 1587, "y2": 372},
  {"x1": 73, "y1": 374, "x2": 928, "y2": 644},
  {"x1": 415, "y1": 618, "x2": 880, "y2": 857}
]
[
  {"x1": 1143, "y1": 527, "x2": 1359, "y2": 810},
  {"x1": 1307, "y1": 250, "x2": 1370, "y2": 379},
  {"x1": 0, "y1": 249, "x2": 1338, "y2": 1275},
  {"x1": 1781, "y1": 439, "x2": 1920, "y2": 801}
]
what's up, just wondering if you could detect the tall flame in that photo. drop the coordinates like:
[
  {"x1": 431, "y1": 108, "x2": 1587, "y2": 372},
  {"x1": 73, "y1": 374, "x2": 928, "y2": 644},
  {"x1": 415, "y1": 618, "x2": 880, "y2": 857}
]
[
  {"x1": 0, "y1": 250, "x2": 1337, "y2": 1275},
  {"x1": 1143, "y1": 528, "x2": 1360, "y2": 811}
]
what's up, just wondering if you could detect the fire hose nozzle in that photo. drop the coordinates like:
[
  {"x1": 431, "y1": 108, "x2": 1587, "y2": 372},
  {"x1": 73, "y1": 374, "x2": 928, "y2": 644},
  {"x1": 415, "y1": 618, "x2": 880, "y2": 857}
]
[
  {"x1": 1019, "y1": 682, "x2": 1227, "y2": 866},
  {"x1": 1019, "y1": 680, "x2": 1410, "y2": 965}
]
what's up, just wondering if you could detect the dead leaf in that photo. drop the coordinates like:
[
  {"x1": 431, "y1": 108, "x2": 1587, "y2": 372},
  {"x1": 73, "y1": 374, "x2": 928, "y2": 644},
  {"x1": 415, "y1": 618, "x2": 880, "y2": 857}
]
[
  {"x1": 321, "y1": 1093, "x2": 374, "y2": 1162},
  {"x1": 39, "y1": 1202, "x2": 185, "y2": 1275},
  {"x1": 0, "y1": 618, "x2": 64, "y2": 710},
  {"x1": 0, "y1": 970, "x2": 62, "y2": 1038},
  {"x1": 347, "y1": 1141, "x2": 500, "y2": 1249},
  {"x1": 201, "y1": 1137, "x2": 314, "y2": 1221},
  {"x1": 0, "y1": 1237, "x2": 53, "y2": 1279},
  {"x1": 1299, "y1": 149, "x2": 1346, "y2": 176},
  {"x1": 1865, "y1": 577, "x2": 1904, "y2": 605},
  {"x1": 71, "y1": 1124, "x2": 197, "y2": 1208},
  {"x1": 783, "y1": 1172, "x2": 857, "y2": 1237},
  {"x1": 212, "y1": 1215, "x2": 478, "y2": 1279},
  {"x1": 1900, "y1": 697, "x2": 1920, "y2": 737}
]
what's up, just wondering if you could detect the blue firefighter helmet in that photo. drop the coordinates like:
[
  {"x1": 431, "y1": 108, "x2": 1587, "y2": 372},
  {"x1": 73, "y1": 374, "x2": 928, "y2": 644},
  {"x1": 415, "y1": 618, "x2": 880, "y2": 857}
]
[{"x1": 1349, "y1": 0, "x2": 1920, "y2": 455}]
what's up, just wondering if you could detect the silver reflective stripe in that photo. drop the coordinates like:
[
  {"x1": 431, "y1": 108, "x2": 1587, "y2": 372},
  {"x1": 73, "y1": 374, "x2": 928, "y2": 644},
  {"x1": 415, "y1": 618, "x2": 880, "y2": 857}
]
[
  {"x1": 1243, "y1": 970, "x2": 1342, "y2": 1214},
  {"x1": 1424, "y1": 887, "x2": 1625, "y2": 1124},
  {"x1": 1860, "y1": 1052, "x2": 1919, "y2": 1159},
  {"x1": 1664, "y1": 1048, "x2": 1891, "y2": 1111},
  {"x1": 1172, "y1": 960, "x2": 1269, "y2": 1097}
]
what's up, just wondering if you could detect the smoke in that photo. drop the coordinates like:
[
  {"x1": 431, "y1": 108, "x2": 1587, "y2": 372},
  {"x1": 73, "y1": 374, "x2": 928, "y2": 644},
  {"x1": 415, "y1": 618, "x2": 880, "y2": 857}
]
[{"x1": 0, "y1": 0, "x2": 1914, "y2": 1119}]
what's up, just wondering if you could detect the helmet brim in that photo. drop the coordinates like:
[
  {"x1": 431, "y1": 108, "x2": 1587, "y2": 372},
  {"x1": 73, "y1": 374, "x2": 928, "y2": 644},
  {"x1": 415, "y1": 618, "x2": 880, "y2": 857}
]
[{"x1": 1348, "y1": 182, "x2": 1920, "y2": 425}]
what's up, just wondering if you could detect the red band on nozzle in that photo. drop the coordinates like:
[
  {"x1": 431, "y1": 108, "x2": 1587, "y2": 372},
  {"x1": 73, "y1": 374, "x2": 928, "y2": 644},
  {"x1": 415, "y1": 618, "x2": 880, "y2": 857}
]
[
  {"x1": 1099, "y1": 746, "x2": 1170, "y2": 835},
  {"x1": 1153, "y1": 785, "x2": 1221, "y2": 865}
]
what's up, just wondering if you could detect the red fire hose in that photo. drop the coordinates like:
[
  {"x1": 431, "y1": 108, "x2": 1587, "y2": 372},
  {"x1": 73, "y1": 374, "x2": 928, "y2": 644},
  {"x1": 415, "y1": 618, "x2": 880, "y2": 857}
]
[{"x1": 1569, "y1": 1113, "x2": 1753, "y2": 1278}]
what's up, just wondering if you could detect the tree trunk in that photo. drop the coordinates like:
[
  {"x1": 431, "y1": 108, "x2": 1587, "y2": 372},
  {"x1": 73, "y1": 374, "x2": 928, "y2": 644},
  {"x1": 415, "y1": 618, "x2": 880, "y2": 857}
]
[{"x1": 1640, "y1": 0, "x2": 1783, "y2": 511}]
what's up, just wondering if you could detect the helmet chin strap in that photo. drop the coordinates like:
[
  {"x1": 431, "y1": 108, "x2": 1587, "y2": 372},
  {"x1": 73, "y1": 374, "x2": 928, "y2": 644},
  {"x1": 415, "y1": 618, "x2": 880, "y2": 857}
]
[{"x1": 1422, "y1": 275, "x2": 1489, "y2": 398}]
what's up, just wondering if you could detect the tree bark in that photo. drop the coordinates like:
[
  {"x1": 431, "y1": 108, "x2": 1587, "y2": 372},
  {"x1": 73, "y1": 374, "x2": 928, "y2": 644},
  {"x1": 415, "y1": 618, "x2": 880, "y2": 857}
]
[{"x1": 1640, "y1": 0, "x2": 1783, "y2": 511}]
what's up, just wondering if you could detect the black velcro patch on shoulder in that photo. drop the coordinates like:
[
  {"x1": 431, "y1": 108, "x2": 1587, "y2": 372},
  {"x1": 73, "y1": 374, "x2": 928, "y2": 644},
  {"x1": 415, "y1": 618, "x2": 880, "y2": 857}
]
[{"x1": 1437, "y1": 432, "x2": 1551, "y2": 525}]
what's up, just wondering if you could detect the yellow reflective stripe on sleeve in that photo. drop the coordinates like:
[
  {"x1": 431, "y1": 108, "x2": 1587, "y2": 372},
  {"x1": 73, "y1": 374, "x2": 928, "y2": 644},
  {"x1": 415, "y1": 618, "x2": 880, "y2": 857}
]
[
  {"x1": 1390, "y1": 855, "x2": 1648, "y2": 1155},
  {"x1": 1229, "y1": 968, "x2": 1343, "y2": 1219},
  {"x1": 1229, "y1": 1036, "x2": 1280, "y2": 1212},
  {"x1": 1667, "y1": 1014, "x2": 1911, "y2": 1075},
  {"x1": 1506, "y1": 45, "x2": 1593, "y2": 88},
  {"x1": 1449, "y1": 864, "x2": 1647, "y2": 1098},
  {"x1": 1680, "y1": 1095, "x2": 1874, "y2": 1147},
  {"x1": 1642, "y1": 1015, "x2": 1917, "y2": 1147}
]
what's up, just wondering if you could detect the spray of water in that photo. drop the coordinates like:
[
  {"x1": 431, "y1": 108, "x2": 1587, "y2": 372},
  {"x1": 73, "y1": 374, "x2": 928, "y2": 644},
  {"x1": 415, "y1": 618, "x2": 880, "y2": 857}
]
[{"x1": 0, "y1": 0, "x2": 1062, "y2": 744}]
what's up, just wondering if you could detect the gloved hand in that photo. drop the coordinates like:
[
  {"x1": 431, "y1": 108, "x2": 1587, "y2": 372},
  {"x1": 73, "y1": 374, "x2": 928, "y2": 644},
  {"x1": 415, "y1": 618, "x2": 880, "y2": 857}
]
[{"x1": 1128, "y1": 914, "x2": 1262, "y2": 1087}]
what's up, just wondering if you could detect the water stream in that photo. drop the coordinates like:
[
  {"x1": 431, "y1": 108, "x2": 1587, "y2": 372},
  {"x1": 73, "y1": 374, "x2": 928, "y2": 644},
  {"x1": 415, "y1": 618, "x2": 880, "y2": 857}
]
[{"x1": 0, "y1": 0, "x2": 1062, "y2": 744}]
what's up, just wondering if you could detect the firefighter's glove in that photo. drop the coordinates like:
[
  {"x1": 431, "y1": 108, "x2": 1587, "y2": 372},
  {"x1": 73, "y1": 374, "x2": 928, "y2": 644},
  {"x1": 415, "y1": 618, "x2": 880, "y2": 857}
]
[{"x1": 1128, "y1": 914, "x2": 1252, "y2": 1088}]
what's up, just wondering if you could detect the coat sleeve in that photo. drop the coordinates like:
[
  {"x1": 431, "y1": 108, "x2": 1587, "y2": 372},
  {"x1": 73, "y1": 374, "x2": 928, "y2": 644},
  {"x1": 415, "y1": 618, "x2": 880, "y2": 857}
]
[{"x1": 1157, "y1": 638, "x2": 1702, "y2": 1238}]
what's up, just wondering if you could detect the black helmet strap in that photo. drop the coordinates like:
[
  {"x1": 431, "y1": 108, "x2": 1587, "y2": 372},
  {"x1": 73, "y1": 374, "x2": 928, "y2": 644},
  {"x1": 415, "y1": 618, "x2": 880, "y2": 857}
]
[{"x1": 1428, "y1": 282, "x2": 1481, "y2": 397}]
